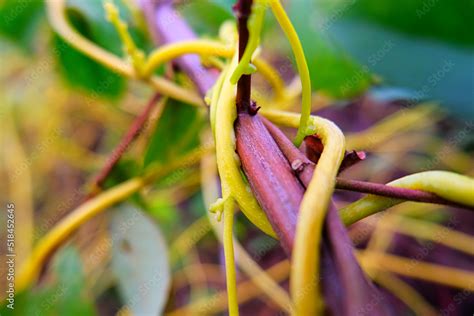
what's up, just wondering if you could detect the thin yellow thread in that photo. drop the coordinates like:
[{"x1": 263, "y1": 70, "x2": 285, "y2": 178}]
[
  {"x1": 269, "y1": 0, "x2": 311, "y2": 146},
  {"x1": 260, "y1": 109, "x2": 345, "y2": 315}
]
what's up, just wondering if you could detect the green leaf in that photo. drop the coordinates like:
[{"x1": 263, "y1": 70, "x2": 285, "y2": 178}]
[
  {"x1": 144, "y1": 99, "x2": 205, "y2": 167},
  {"x1": 325, "y1": 20, "x2": 474, "y2": 117},
  {"x1": 314, "y1": 0, "x2": 474, "y2": 117},
  {"x1": 347, "y1": 0, "x2": 474, "y2": 49},
  {"x1": 287, "y1": 0, "x2": 373, "y2": 98},
  {"x1": 110, "y1": 204, "x2": 171, "y2": 315},
  {"x1": 53, "y1": 0, "x2": 127, "y2": 99},
  {"x1": 0, "y1": 0, "x2": 43, "y2": 50}
]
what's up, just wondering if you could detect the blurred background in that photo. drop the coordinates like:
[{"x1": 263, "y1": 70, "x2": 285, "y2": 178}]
[{"x1": 0, "y1": 0, "x2": 473, "y2": 315}]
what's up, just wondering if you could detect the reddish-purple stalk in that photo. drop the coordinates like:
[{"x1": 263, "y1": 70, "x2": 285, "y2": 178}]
[
  {"x1": 87, "y1": 93, "x2": 161, "y2": 198},
  {"x1": 140, "y1": 0, "x2": 474, "y2": 221},
  {"x1": 234, "y1": 0, "x2": 253, "y2": 113},
  {"x1": 141, "y1": 0, "x2": 218, "y2": 97},
  {"x1": 233, "y1": 0, "x2": 301, "y2": 253},
  {"x1": 335, "y1": 178, "x2": 474, "y2": 210},
  {"x1": 262, "y1": 117, "x2": 474, "y2": 211},
  {"x1": 235, "y1": 115, "x2": 303, "y2": 253}
]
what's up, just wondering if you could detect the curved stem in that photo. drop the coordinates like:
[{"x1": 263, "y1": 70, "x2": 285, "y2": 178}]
[
  {"x1": 222, "y1": 183, "x2": 239, "y2": 316},
  {"x1": 231, "y1": 0, "x2": 265, "y2": 84},
  {"x1": 47, "y1": 0, "x2": 202, "y2": 106},
  {"x1": 269, "y1": 0, "x2": 311, "y2": 146},
  {"x1": 167, "y1": 260, "x2": 290, "y2": 316},
  {"x1": 212, "y1": 52, "x2": 276, "y2": 237},
  {"x1": 17, "y1": 177, "x2": 144, "y2": 293},
  {"x1": 261, "y1": 109, "x2": 346, "y2": 315},
  {"x1": 16, "y1": 146, "x2": 212, "y2": 292},
  {"x1": 340, "y1": 171, "x2": 474, "y2": 226},
  {"x1": 88, "y1": 93, "x2": 163, "y2": 195},
  {"x1": 144, "y1": 40, "x2": 234, "y2": 77},
  {"x1": 335, "y1": 178, "x2": 473, "y2": 210},
  {"x1": 200, "y1": 147, "x2": 292, "y2": 313},
  {"x1": 104, "y1": 0, "x2": 146, "y2": 76},
  {"x1": 234, "y1": 0, "x2": 254, "y2": 114}
]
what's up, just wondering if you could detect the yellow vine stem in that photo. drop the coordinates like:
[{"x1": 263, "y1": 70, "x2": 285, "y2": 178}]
[
  {"x1": 367, "y1": 271, "x2": 438, "y2": 316},
  {"x1": 46, "y1": 0, "x2": 203, "y2": 106},
  {"x1": 144, "y1": 40, "x2": 234, "y2": 77},
  {"x1": 230, "y1": 0, "x2": 267, "y2": 83},
  {"x1": 15, "y1": 145, "x2": 213, "y2": 293},
  {"x1": 104, "y1": 0, "x2": 146, "y2": 76},
  {"x1": 200, "y1": 142, "x2": 292, "y2": 313},
  {"x1": 222, "y1": 182, "x2": 239, "y2": 316},
  {"x1": 144, "y1": 39, "x2": 288, "y2": 103},
  {"x1": 269, "y1": 0, "x2": 311, "y2": 146},
  {"x1": 358, "y1": 251, "x2": 474, "y2": 290},
  {"x1": 340, "y1": 171, "x2": 474, "y2": 226},
  {"x1": 209, "y1": 65, "x2": 228, "y2": 134},
  {"x1": 260, "y1": 109, "x2": 346, "y2": 315},
  {"x1": 212, "y1": 52, "x2": 276, "y2": 237},
  {"x1": 16, "y1": 178, "x2": 144, "y2": 293}
]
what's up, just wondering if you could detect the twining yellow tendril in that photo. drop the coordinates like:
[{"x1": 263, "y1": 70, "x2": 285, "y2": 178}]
[
  {"x1": 261, "y1": 109, "x2": 346, "y2": 316},
  {"x1": 269, "y1": 0, "x2": 311, "y2": 146},
  {"x1": 209, "y1": 66, "x2": 228, "y2": 135},
  {"x1": 340, "y1": 171, "x2": 474, "y2": 226},
  {"x1": 104, "y1": 0, "x2": 146, "y2": 77},
  {"x1": 16, "y1": 178, "x2": 144, "y2": 293},
  {"x1": 144, "y1": 40, "x2": 234, "y2": 77},
  {"x1": 167, "y1": 260, "x2": 290, "y2": 316},
  {"x1": 46, "y1": 0, "x2": 202, "y2": 106},
  {"x1": 200, "y1": 149, "x2": 292, "y2": 313},
  {"x1": 15, "y1": 145, "x2": 212, "y2": 293},
  {"x1": 230, "y1": 0, "x2": 267, "y2": 83},
  {"x1": 222, "y1": 182, "x2": 239, "y2": 316},
  {"x1": 211, "y1": 52, "x2": 276, "y2": 237},
  {"x1": 144, "y1": 39, "x2": 289, "y2": 103}
]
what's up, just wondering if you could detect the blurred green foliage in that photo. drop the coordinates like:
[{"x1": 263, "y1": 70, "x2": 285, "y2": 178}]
[
  {"x1": 0, "y1": 0, "x2": 43, "y2": 50},
  {"x1": 0, "y1": 0, "x2": 472, "y2": 113},
  {"x1": 349, "y1": 0, "x2": 474, "y2": 48},
  {"x1": 144, "y1": 99, "x2": 205, "y2": 167},
  {"x1": 0, "y1": 247, "x2": 96, "y2": 316}
]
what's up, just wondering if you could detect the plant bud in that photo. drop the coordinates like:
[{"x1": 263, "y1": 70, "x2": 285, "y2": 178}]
[{"x1": 235, "y1": 112, "x2": 304, "y2": 254}]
